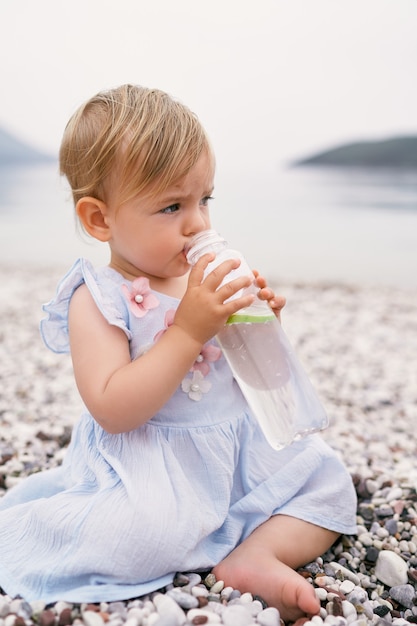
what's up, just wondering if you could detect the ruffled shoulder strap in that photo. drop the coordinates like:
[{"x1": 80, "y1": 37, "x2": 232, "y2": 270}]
[{"x1": 40, "y1": 258, "x2": 132, "y2": 354}]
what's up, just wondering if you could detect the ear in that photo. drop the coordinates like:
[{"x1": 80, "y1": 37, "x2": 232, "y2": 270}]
[{"x1": 76, "y1": 197, "x2": 111, "y2": 242}]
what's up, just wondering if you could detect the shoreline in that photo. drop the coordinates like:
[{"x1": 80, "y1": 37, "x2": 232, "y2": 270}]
[{"x1": 1, "y1": 266, "x2": 417, "y2": 624}]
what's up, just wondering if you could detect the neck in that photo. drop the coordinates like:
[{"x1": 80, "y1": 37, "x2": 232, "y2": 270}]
[{"x1": 108, "y1": 259, "x2": 189, "y2": 299}]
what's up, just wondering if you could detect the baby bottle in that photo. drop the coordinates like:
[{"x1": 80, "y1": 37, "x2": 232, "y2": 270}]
[{"x1": 186, "y1": 229, "x2": 329, "y2": 449}]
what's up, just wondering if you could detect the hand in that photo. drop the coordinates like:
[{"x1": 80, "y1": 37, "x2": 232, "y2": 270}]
[
  {"x1": 253, "y1": 270, "x2": 286, "y2": 322},
  {"x1": 174, "y1": 254, "x2": 255, "y2": 345}
]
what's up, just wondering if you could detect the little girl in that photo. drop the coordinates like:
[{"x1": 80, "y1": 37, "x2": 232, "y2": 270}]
[{"x1": 0, "y1": 85, "x2": 356, "y2": 622}]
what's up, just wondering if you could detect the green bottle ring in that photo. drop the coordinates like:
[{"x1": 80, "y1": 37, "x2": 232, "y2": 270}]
[{"x1": 226, "y1": 313, "x2": 275, "y2": 324}]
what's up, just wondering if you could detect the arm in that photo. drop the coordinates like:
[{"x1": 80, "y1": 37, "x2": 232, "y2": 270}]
[
  {"x1": 253, "y1": 270, "x2": 286, "y2": 322},
  {"x1": 68, "y1": 255, "x2": 254, "y2": 434}
]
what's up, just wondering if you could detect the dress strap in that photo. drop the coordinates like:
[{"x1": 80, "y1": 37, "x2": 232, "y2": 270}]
[{"x1": 40, "y1": 258, "x2": 131, "y2": 354}]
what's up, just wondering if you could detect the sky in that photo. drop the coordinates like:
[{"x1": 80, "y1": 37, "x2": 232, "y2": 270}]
[{"x1": 0, "y1": 0, "x2": 416, "y2": 175}]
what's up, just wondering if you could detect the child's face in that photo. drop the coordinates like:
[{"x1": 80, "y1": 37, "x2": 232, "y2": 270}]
[{"x1": 105, "y1": 150, "x2": 214, "y2": 283}]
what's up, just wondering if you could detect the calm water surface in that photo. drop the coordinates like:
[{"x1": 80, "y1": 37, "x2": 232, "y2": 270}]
[{"x1": 0, "y1": 163, "x2": 416, "y2": 290}]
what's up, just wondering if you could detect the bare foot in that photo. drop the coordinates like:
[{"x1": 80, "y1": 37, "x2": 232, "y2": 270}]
[{"x1": 212, "y1": 547, "x2": 320, "y2": 623}]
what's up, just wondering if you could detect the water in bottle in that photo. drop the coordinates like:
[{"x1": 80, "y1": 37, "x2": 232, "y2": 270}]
[{"x1": 186, "y1": 229, "x2": 329, "y2": 449}]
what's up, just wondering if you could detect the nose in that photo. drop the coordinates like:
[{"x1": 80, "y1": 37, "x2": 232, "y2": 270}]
[{"x1": 183, "y1": 205, "x2": 209, "y2": 236}]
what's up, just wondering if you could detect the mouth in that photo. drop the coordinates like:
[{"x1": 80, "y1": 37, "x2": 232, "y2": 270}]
[
  {"x1": 183, "y1": 240, "x2": 195, "y2": 262},
  {"x1": 182, "y1": 247, "x2": 191, "y2": 263},
  {"x1": 183, "y1": 240, "x2": 192, "y2": 256}
]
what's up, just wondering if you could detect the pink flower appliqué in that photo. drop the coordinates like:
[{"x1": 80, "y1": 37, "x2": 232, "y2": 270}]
[
  {"x1": 182, "y1": 371, "x2": 211, "y2": 401},
  {"x1": 154, "y1": 309, "x2": 176, "y2": 342},
  {"x1": 191, "y1": 343, "x2": 222, "y2": 376},
  {"x1": 122, "y1": 277, "x2": 159, "y2": 318}
]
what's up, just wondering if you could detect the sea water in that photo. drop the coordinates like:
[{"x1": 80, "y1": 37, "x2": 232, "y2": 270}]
[{"x1": 0, "y1": 163, "x2": 417, "y2": 290}]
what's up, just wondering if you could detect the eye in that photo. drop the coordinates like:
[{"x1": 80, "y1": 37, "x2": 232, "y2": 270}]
[
  {"x1": 160, "y1": 203, "x2": 180, "y2": 214},
  {"x1": 201, "y1": 195, "x2": 214, "y2": 207}
]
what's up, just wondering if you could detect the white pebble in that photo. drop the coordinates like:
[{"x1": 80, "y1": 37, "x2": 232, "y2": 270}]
[
  {"x1": 399, "y1": 540, "x2": 410, "y2": 552},
  {"x1": 316, "y1": 576, "x2": 336, "y2": 587},
  {"x1": 347, "y1": 620, "x2": 368, "y2": 626},
  {"x1": 127, "y1": 608, "x2": 144, "y2": 622},
  {"x1": 375, "y1": 550, "x2": 409, "y2": 586},
  {"x1": 328, "y1": 563, "x2": 360, "y2": 586},
  {"x1": 220, "y1": 586, "x2": 234, "y2": 600},
  {"x1": 123, "y1": 617, "x2": 140, "y2": 626},
  {"x1": 222, "y1": 604, "x2": 253, "y2": 625},
  {"x1": 315, "y1": 587, "x2": 328, "y2": 601},
  {"x1": 249, "y1": 600, "x2": 263, "y2": 616},
  {"x1": 240, "y1": 592, "x2": 254, "y2": 604},
  {"x1": 146, "y1": 613, "x2": 160, "y2": 626},
  {"x1": 365, "y1": 479, "x2": 378, "y2": 494},
  {"x1": 378, "y1": 599, "x2": 393, "y2": 610},
  {"x1": 191, "y1": 585, "x2": 209, "y2": 597},
  {"x1": 342, "y1": 600, "x2": 357, "y2": 619},
  {"x1": 80, "y1": 612, "x2": 105, "y2": 626},
  {"x1": 55, "y1": 601, "x2": 72, "y2": 614},
  {"x1": 152, "y1": 593, "x2": 186, "y2": 625},
  {"x1": 210, "y1": 580, "x2": 224, "y2": 594},
  {"x1": 143, "y1": 600, "x2": 155, "y2": 616},
  {"x1": 340, "y1": 580, "x2": 356, "y2": 595},
  {"x1": 319, "y1": 607, "x2": 327, "y2": 620},
  {"x1": 376, "y1": 527, "x2": 389, "y2": 538},
  {"x1": 29, "y1": 600, "x2": 46, "y2": 615},
  {"x1": 186, "y1": 608, "x2": 221, "y2": 623},
  {"x1": 357, "y1": 533, "x2": 373, "y2": 547},
  {"x1": 256, "y1": 607, "x2": 281, "y2": 626}
]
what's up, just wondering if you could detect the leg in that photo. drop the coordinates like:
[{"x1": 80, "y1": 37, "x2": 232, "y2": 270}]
[{"x1": 212, "y1": 514, "x2": 339, "y2": 624}]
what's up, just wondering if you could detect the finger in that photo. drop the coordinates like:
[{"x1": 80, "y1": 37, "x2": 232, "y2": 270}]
[
  {"x1": 270, "y1": 296, "x2": 286, "y2": 311},
  {"x1": 217, "y1": 274, "x2": 253, "y2": 303},
  {"x1": 253, "y1": 271, "x2": 267, "y2": 289},
  {"x1": 187, "y1": 253, "x2": 215, "y2": 287},
  {"x1": 222, "y1": 291, "x2": 256, "y2": 317},
  {"x1": 257, "y1": 286, "x2": 274, "y2": 301},
  {"x1": 256, "y1": 277, "x2": 268, "y2": 289},
  {"x1": 203, "y1": 258, "x2": 246, "y2": 290}
]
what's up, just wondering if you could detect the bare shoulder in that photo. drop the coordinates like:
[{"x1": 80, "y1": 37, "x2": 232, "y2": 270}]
[
  {"x1": 68, "y1": 282, "x2": 116, "y2": 339},
  {"x1": 69, "y1": 283, "x2": 101, "y2": 321}
]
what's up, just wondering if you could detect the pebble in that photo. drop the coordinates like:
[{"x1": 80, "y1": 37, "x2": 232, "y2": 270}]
[
  {"x1": 389, "y1": 584, "x2": 416, "y2": 609},
  {"x1": 187, "y1": 608, "x2": 222, "y2": 623},
  {"x1": 82, "y1": 612, "x2": 104, "y2": 626},
  {"x1": 209, "y1": 581, "x2": 224, "y2": 594},
  {"x1": 153, "y1": 594, "x2": 186, "y2": 625},
  {"x1": 374, "y1": 550, "x2": 409, "y2": 586},
  {"x1": 256, "y1": 607, "x2": 280, "y2": 626},
  {"x1": 328, "y1": 563, "x2": 360, "y2": 586},
  {"x1": 339, "y1": 581, "x2": 355, "y2": 595},
  {"x1": 221, "y1": 605, "x2": 253, "y2": 625},
  {"x1": 166, "y1": 588, "x2": 199, "y2": 610},
  {"x1": 1, "y1": 274, "x2": 417, "y2": 626}
]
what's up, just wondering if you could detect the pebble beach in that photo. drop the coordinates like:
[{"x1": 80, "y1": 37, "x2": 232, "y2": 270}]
[{"x1": 1, "y1": 264, "x2": 417, "y2": 626}]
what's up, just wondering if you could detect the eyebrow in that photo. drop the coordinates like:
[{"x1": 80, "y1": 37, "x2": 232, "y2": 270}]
[{"x1": 159, "y1": 186, "x2": 215, "y2": 204}]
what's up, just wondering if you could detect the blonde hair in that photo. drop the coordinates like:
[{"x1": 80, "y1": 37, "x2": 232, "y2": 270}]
[{"x1": 59, "y1": 84, "x2": 213, "y2": 207}]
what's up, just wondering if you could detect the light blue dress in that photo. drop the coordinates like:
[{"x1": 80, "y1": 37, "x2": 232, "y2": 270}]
[{"x1": 0, "y1": 259, "x2": 357, "y2": 603}]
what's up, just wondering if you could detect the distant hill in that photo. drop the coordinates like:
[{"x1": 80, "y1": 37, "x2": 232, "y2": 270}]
[
  {"x1": 0, "y1": 127, "x2": 55, "y2": 165},
  {"x1": 293, "y1": 136, "x2": 417, "y2": 168}
]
